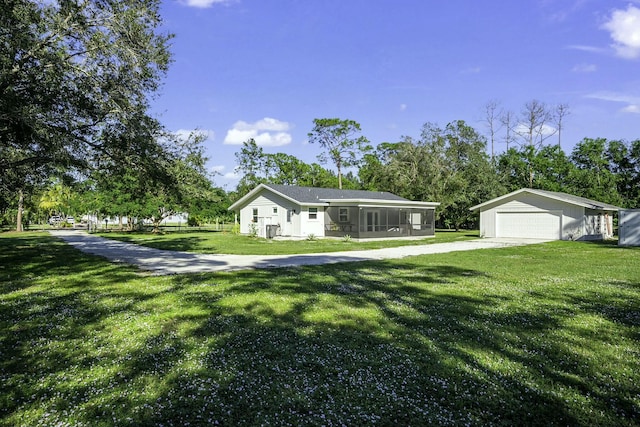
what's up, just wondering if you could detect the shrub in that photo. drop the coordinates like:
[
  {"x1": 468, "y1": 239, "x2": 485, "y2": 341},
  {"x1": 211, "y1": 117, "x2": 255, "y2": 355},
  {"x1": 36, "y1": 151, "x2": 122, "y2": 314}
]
[
  {"x1": 231, "y1": 223, "x2": 240, "y2": 235},
  {"x1": 248, "y1": 222, "x2": 258, "y2": 238}
]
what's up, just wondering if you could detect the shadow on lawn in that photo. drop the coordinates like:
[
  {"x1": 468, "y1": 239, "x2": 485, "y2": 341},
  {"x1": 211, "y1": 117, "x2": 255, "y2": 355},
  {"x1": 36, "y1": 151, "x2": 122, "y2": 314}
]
[
  {"x1": 1, "y1": 234, "x2": 638, "y2": 426},
  {"x1": 102, "y1": 233, "x2": 211, "y2": 253}
]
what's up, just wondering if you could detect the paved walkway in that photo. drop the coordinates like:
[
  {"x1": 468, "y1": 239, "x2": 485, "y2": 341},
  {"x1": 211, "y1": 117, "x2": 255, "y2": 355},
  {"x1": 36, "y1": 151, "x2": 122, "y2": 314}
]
[{"x1": 49, "y1": 230, "x2": 547, "y2": 275}]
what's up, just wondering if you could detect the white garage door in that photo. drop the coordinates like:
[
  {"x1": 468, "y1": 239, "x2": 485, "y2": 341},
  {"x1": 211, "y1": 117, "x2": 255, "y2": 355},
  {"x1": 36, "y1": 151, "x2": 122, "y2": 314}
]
[{"x1": 497, "y1": 211, "x2": 561, "y2": 240}]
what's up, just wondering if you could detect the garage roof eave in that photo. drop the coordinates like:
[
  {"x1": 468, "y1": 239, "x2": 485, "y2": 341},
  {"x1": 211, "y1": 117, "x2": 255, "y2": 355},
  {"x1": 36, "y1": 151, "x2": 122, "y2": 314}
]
[{"x1": 470, "y1": 188, "x2": 621, "y2": 212}]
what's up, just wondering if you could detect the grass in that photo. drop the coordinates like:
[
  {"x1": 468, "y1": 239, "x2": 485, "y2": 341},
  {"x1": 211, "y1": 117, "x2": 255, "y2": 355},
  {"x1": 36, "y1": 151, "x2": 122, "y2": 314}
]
[
  {"x1": 95, "y1": 229, "x2": 478, "y2": 255},
  {"x1": 1, "y1": 232, "x2": 639, "y2": 426}
]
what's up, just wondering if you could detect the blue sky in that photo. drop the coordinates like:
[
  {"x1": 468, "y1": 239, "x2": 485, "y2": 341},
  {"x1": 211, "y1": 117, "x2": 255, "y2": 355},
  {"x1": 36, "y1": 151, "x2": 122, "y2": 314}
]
[{"x1": 152, "y1": 0, "x2": 640, "y2": 189}]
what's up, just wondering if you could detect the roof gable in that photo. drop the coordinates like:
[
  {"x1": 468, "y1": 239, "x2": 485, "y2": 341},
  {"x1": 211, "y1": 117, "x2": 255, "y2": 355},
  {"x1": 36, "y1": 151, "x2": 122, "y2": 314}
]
[{"x1": 470, "y1": 188, "x2": 621, "y2": 212}]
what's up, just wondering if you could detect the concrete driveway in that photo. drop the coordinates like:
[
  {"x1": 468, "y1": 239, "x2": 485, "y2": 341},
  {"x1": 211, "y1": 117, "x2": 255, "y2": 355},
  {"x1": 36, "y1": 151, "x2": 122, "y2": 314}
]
[{"x1": 49, "y1": 230, "x2": 548, "y2": 275}]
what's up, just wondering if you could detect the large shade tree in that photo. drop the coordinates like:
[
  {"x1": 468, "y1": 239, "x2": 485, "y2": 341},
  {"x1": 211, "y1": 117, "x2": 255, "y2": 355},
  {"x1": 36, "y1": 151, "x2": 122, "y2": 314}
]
[
  {"x1": 307, "y1": 118, "x2": 371, "y2": 189},
  {"x1": 1, "y1": 0, "x2": 172, "y2": 230}
]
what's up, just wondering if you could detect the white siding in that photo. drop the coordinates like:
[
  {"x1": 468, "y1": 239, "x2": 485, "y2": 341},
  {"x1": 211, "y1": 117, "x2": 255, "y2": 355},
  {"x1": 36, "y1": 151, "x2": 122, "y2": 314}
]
[
  {"x1": 238, "y1": 190, "x2": 299, "y2": 236},
  {"x1": 480, "y1": 193, "x2": 585, "y2": 240},
  {"x1": 619, "y1": 209, "x2": 640, "y2": 246},
  {"x1": 236, "y1": 188, "x2": 329, "y2": 237},
  {"x1": 479, "y1": 209, "x2": 495, "y2": 238},
  {"x1": 300, "y1": 206, "x2": 325, "y2": 237}
]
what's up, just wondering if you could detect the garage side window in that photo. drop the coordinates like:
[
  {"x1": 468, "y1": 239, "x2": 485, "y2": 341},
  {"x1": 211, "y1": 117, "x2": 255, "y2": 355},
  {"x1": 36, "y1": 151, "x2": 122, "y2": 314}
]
[
  {"x1": 252, "y1": 208, "x2": 258, "y2": 223},
  {"x1": 308, "y1": 207, "x2": 318, "y2": 220}
]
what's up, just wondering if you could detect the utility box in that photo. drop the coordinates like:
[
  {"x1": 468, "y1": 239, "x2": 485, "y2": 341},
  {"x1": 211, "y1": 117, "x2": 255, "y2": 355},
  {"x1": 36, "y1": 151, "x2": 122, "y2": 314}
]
[
  {"x1": 619, "y1": 209, "x2": 640, "y2": 246},
  {"x1": 265, "y1": 224, "x2": 279, "y2": 239}
]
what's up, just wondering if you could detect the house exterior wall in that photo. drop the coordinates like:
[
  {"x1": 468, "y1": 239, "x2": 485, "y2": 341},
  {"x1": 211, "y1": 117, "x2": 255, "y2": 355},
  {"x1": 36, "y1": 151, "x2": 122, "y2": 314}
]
[
  {"x1": 300, "y1": 206, "x2": 325, "y2": 237},
  {"x1": 479, "y1": 193, "x2": 585, "y2": 240},
  {"x1": 238, "y1": 190, "x2": 300, "y2": 237},
  {"x1": 234, "y1": 186, "x2": 437, "y2": 239},
  {"x1": 583, "y1": 208, "x2": 614, "y2": 240}
]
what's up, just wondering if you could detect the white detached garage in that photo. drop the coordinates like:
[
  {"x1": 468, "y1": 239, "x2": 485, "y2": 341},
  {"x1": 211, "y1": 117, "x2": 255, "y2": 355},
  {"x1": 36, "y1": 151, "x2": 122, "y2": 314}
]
[{"x1": 470, "y1": 188, "x2": 619, "y2": 241}]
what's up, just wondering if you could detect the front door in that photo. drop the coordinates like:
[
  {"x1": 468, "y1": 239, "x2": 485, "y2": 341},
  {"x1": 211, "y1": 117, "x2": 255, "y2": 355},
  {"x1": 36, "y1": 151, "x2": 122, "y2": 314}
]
[{"x1": 281, "y1": 209, "x2": 293, "y2": 236}]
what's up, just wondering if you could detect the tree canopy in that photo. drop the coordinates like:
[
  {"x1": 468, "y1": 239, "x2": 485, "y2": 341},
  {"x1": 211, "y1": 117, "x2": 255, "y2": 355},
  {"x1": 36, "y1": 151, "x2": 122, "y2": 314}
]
[
  {"x1": 307, "y1": 118, "x2": 371, "y2": 189},
  {"x1": 1, "y1": 0, "x2": 172, "y2": 222}
]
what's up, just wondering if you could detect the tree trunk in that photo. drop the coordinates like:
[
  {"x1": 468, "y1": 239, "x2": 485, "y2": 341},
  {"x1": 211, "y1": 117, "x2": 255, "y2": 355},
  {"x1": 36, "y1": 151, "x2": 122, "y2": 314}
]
[{"x1": 16, "y1": 189, "x2": 24, "y2": 232}]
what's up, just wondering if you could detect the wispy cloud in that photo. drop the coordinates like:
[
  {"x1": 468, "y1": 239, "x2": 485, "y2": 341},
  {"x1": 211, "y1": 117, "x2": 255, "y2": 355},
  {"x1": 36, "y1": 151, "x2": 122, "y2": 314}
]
[
  {"x1": 180, "y1": 0, "x2": 231, "y2": 8},
  {"x1": 602, "y1": 5, "x2": 640, "y2": 59},
  {"x1": 222, "y1": 171, "x2": 240, "y2": 180},
  {"x1": 571, "y1": 63, "x2": 597, "y2": 73},
  {"x1": 223, "y1": 117, "x2": 293, "y2": 146},
  {"x1": 174, "y1": 129, "x2": 214, "y2": 141},
  {"x1": 586, "y1": 91, "x2": 640, "y2": 113},
  {"x1": 586, "y1": 91, "x2": 640, "y2": 104},
  {"x1": 565, "y1": 44, "x2": 607, "y2": 54},
  {"x1": 543, "y1": 0, "x2": 589, "y2": 23},
  {"x1": 460, "y1": 66, "x2": 481, "y2": 74},
  {"x1": 621, "y1": 105, "x2": 640, "y2": 114}
]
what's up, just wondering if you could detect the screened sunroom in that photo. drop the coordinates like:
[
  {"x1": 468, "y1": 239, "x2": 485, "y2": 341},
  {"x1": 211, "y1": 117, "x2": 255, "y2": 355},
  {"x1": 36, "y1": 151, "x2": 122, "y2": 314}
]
[{"x1": 324, "y1": 205, "x2": 436, "y2": 239}]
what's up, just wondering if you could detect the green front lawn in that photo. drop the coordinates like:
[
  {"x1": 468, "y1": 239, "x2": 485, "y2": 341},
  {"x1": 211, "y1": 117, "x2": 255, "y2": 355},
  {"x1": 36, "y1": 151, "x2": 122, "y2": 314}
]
[
  {"x1": 96, "y1": 229, "x2": 478, "y2": 255},
  {"x1": 1, "y1": 233, "x2": 639, "y2": 426}
]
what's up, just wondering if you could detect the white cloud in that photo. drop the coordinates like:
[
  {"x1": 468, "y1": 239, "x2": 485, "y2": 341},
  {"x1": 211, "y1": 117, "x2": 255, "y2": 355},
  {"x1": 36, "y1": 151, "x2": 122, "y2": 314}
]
[
  {"x1": 602, "y1": 5, "x2": 640, "y2": 59},
  {"x1": 210, "y1": 165, "x2": 226, "y2": 173},
  {"x1": 566, "y1": 44, "x2": 607, "y2": 54},
  {"x1": 513, "y1": 123, "x2": 557, "y2": 139},
  {"x1": 223, "y1": 117, "x2": 292, "y2": 146},
  {"x1": 253, "y1": 117, "x2": 290, "y2": 132},
  {"x1": 461, "y1": 66, "x2": 481, "y2": 74},
  {"x1": 621, "y1": 104, "x2": 640, "y2": 114},
  {"x1": 571, "y1": 63, "x2": 597, "y2": 72},
  {"x1": 586, "y1": 91, "x2": 640, "y2": 104},
  {"x1": 400, "y1": 103, "x2": 407, "y2": 112},
  {"x1": 222, "y1": 171, "x2": 240, "y2": 180},
  {"x1": 586, "y1": 91, "x2": 640, "y2": 114},
  {"x1": 174, "y1": 129, "x2": 214, "y2": 142},
  {"x1": 180, "y1": 0, "x2": 230, "y2": 8}
]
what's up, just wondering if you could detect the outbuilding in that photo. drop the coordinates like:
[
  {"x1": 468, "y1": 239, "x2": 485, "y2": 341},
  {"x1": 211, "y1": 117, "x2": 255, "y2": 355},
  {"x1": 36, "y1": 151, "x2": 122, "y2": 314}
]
[
  {"x1": 228, "y1": 183, "x2": 440, "y2": 239},
  {"x1": 470, "y1": 188, "x2": 619, "y2": 240},
  {"x1": 619, "y1": 209, "x2": 640, "y2": 246}
]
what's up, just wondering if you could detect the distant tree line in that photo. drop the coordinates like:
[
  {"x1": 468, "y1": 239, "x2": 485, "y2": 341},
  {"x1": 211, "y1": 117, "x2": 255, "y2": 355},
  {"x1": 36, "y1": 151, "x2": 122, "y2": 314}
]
[{"x1": 8, "y1": 112, "x2": 637, "y2": 232}]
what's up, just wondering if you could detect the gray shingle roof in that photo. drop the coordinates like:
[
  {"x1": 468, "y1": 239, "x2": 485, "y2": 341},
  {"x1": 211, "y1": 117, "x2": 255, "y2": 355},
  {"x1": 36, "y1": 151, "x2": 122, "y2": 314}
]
[
  {"x1": 264, "y1": 184, "x2": 408, "y2": 203},
  {"x1": 531, "y1": 189, "x2": 620, "y2": 210}
]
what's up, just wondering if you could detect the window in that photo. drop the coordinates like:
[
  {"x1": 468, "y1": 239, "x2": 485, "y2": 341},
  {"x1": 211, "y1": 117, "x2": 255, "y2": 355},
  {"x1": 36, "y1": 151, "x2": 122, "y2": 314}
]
[
  {"x1": 308, "y1": 207, "x2": 318, "y2": 220},
  {"x1": 273, "y1": 207, "x2": 278, "y2": 214},
  {"x1": 339, "y1": 208, "x2": 349, "y2": 222},
  {"x1": 287, "y1": 209, "x2": 292, "y2": 222},
  {"x1": 252, "y1": 208, "x2": 258, "y2": 223}
]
